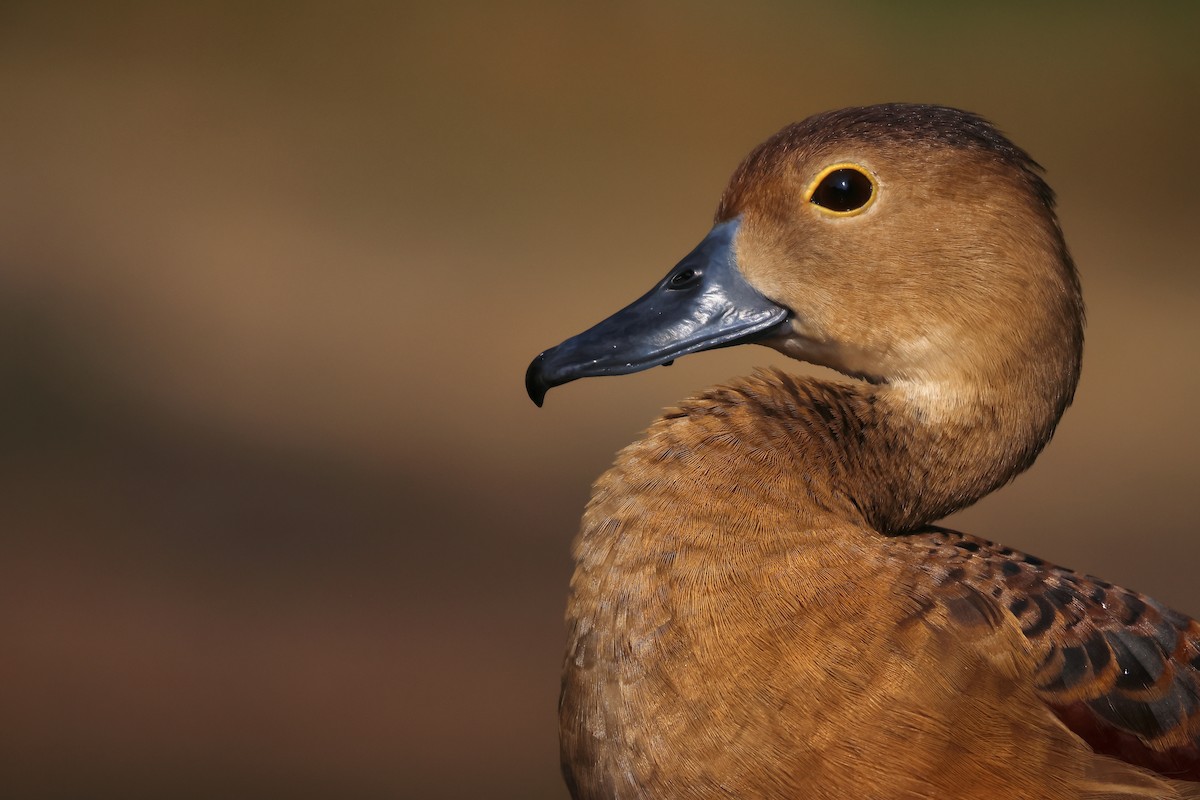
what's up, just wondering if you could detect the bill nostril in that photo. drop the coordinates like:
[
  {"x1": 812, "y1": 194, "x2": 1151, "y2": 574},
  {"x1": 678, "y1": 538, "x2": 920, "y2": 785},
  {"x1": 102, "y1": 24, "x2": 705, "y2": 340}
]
[{"x1": 669, "y1": 268, "x2": 697, "y2": 289}]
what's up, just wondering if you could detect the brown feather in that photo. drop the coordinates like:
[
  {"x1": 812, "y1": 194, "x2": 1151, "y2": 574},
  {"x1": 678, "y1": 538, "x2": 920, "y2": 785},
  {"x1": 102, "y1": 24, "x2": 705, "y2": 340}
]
[{"x1": 910, "y1": 527, "x2": 1200, "y2": 780}]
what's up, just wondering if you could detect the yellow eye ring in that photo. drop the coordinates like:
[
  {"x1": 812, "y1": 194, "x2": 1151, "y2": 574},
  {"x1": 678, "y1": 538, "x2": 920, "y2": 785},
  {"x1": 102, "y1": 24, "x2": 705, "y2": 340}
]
[{"x1": 804, "y1": 163, "x2": 878, "y2": 216}]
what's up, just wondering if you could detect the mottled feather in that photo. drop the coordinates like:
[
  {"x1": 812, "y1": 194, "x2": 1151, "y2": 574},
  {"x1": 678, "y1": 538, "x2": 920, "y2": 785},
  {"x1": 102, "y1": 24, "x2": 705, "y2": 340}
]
[{"x1": 911, "y1": 527, "x2": 1200, "y2": 781}]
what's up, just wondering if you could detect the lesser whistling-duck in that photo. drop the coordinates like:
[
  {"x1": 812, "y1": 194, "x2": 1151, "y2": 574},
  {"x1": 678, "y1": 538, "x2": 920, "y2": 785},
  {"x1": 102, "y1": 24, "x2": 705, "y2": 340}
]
[{"x1": 526, "y1": 104, "x2": 1200, "y2": 799}]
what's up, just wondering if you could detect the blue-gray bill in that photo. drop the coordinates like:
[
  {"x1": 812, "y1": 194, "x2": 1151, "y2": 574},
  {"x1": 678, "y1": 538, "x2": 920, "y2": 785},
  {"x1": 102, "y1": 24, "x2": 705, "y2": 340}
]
[{"x1": 525, "y1": 218, "x2": 790, "y2": 407}]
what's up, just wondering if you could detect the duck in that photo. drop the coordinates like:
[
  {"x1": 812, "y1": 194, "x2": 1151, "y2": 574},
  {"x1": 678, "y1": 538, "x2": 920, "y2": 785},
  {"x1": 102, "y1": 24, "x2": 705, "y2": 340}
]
[{"x1": 525, "y1": 104, "x2": 1200, "y2": 799}]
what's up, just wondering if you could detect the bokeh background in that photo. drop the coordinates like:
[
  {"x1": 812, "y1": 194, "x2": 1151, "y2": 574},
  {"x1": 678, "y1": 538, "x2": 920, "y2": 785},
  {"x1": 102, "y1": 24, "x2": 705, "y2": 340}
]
[{"x1": 1, "y1": 2, "x2": 1197, "y2": 798}]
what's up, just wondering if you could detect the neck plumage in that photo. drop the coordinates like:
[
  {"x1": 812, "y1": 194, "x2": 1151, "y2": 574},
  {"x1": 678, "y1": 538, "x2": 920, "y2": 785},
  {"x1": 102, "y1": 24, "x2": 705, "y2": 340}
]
[{"x1": 592, "y1": 365, "x2": 1073, "y2": 541}]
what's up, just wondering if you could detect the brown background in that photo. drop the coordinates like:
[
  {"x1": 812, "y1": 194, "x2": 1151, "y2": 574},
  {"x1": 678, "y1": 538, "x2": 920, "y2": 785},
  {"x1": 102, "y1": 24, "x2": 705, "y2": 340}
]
[{"x1": 0, "y1": 3, "x2": 1197, "y2": 798}]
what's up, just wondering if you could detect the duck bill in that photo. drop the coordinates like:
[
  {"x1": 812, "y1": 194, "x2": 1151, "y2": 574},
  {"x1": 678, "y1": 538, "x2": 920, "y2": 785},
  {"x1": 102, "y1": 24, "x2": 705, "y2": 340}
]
[{"x1": 525, "y1": 218, "x2": 790, "y2": 406}]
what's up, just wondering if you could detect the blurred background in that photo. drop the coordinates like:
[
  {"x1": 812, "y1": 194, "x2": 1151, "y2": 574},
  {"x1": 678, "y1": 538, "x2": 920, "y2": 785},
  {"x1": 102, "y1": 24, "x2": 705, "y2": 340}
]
[{"x1": 0, "y1": 2, "x2": 1197, "y2": 797}]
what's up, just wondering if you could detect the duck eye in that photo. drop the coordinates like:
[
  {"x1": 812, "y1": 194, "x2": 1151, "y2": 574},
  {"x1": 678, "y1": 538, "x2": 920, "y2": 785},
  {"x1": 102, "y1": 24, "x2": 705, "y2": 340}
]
[{"x1": 809, "y1": 166, "x2": 875, "y2": 214}]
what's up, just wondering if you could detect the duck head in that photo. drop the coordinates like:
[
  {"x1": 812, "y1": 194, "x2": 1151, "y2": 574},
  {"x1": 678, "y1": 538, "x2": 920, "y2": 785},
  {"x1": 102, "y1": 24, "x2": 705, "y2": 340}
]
[{"x1": 527, "y1": 104, "x2": 1083, "y2": 422}]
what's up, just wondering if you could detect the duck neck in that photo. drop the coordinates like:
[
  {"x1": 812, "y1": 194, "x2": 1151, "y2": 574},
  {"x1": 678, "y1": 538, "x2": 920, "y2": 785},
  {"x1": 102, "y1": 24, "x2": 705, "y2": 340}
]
[
  {"x1": 645, "y1": 366, "x2": 1073, "y2": 536},
  {"x1": 860, "y1": 368, "x2": 1072, "y2": 532}
]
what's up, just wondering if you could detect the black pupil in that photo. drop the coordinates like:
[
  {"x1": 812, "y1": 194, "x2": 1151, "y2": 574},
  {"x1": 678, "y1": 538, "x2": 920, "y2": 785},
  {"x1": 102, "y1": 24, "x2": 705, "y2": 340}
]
[{"x1": 811, "y1": 168, "x2": 872, "y2": 212}]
